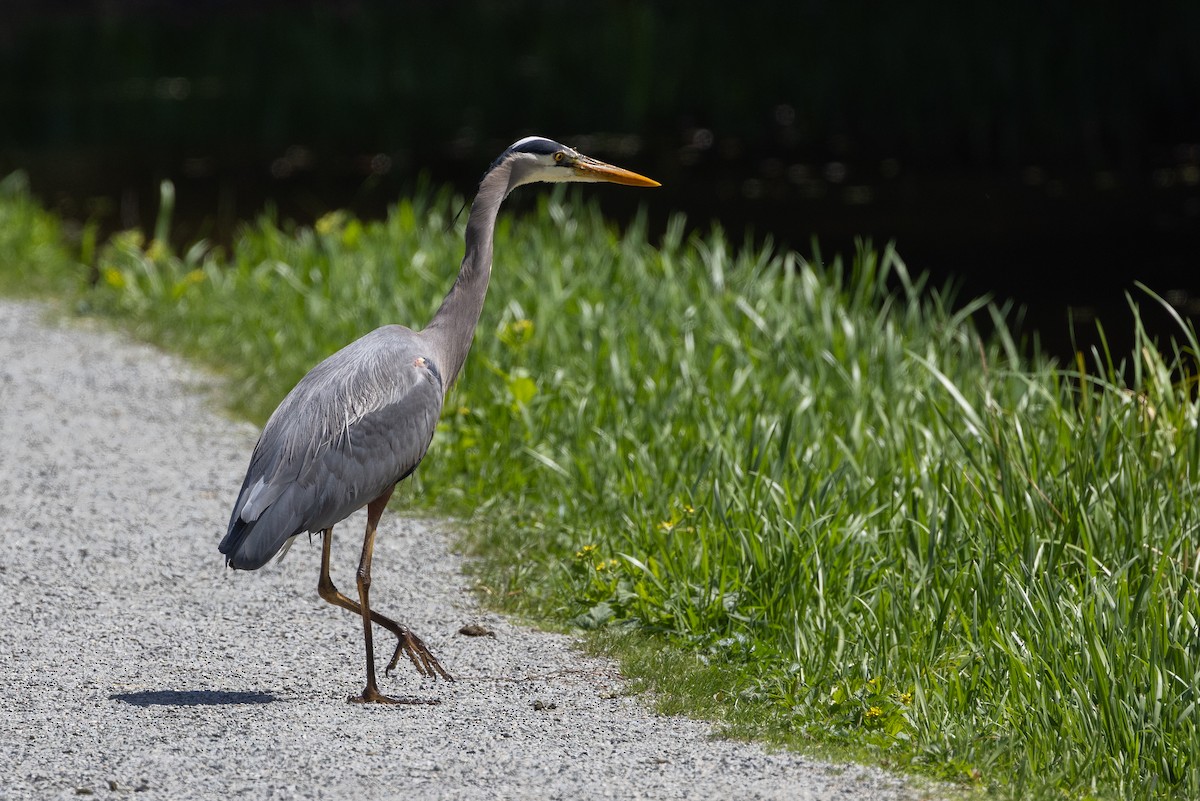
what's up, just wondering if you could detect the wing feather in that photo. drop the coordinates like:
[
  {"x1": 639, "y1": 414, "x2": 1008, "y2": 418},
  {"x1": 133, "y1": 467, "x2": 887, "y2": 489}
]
[{"x1": 220, "y1": 326, "x2": 444, "y2": 570}]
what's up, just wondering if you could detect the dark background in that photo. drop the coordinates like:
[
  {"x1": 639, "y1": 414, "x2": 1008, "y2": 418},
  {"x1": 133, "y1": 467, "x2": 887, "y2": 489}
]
[{"x1": 3, "y1": 0, "x2": 1199, "y2": 359}]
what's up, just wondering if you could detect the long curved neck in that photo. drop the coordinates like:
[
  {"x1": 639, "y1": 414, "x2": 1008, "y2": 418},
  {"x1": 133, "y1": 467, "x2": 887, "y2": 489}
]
[{"x1": 423, "y1": 160, "x2": 513, "y2": 391}]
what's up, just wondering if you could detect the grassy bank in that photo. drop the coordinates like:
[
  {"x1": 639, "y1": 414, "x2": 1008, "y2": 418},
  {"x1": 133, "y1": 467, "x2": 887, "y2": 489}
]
[{"x1": 4, "y1": 174, "x2": 1199, "y2": 800}]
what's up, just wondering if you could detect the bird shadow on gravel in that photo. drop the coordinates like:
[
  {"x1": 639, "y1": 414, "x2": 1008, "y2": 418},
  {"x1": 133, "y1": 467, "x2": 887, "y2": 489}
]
[{"x1": 111, "y1": 690, "x2": 278, "y2": 707}]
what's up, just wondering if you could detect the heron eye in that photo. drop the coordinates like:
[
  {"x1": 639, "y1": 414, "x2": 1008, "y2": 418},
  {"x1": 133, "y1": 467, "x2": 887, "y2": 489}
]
[{"x1": 553, "y1": 151, "x2": 565, "y2": 163}]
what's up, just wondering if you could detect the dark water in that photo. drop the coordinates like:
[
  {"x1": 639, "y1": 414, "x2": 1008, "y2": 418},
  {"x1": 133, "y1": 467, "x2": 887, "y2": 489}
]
[
  {"x1": 4, "y1": 0, "x2": 1199, "y2": 361},
  {"x1": 22, "y1": 145, "x2": 1199, "y2": 364}
]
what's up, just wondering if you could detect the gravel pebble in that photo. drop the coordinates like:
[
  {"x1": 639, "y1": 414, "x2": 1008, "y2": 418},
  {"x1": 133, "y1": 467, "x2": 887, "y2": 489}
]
[{"x1": 0, "y1": 299, "x2": 941, "y2": 800}]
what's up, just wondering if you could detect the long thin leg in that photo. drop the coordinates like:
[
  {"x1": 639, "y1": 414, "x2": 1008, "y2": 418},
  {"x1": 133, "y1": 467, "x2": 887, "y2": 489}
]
[
  {"x1": 317, "y1": 525, "x2": 453, "y2": 682},
  {"x1": 350, "y1": 488, "x2": 391, "y2": 703},
  {"x1": 350, "y1": 488, "x2": 446, "y2": 701}
]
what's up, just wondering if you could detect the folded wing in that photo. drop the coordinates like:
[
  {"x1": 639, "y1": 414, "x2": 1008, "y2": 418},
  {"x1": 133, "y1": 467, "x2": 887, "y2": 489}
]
[{"x1": 220, "y1": 326, "x2": 444, "y2": 570}]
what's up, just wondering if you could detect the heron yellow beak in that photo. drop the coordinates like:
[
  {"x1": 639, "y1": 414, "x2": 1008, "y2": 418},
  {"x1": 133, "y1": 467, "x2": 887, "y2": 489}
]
[{"x1": 572, "y1": 156, "x2": 661, "y2": 187}]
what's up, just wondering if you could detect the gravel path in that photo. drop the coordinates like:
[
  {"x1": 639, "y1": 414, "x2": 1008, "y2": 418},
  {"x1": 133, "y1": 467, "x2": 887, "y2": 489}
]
[{"x1": 1, "y1": 299, "x2": 938, "y2": 800}]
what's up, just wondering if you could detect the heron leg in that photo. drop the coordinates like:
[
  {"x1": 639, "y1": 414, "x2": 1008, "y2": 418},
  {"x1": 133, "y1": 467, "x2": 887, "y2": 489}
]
[
  {"x1": 316, "y1": 522, "x2": 454, "y2": 684},
  {"x1": 349, "y1": 490, "x2": 391, "y2": 703},
  {"x1": 345, "y1": 487, "x2": 451, "y2": 704},
  {"x1": 317, "y1": 527, "x2": 408, "y2": 640}
]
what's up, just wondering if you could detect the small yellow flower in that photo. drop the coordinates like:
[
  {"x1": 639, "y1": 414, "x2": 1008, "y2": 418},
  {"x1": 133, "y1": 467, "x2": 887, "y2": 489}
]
[
  {"x1": 315, "y1": 210, "x2": 346, "y2": 236},
  {"x1": 103, "y1": 267, "x2": 125, "y2": 289},
  {"x1": 899, "y1": 692, "x2": 912, "y2": 705},
  {"x1": 657, "y1": 520, "x2": 675, "y2": 532},
  {"x1": 112, "y1": 229, "x2": 144, "y2": 251},
  {"x1": 500, "y1": 318, "x2": 535, "y2": 348},
  {"x1": 682, "y1": 505, "x2": 695, "y2": 515},
  {"x1": 574, "y1": 544, "x2": 598, "y2": 560},
  {"x1": 145, "y1": 238, "x2": 169, "y2": 262},
  {"x1": 865, "y1": 706, "x2": 883, "y2": 720}
]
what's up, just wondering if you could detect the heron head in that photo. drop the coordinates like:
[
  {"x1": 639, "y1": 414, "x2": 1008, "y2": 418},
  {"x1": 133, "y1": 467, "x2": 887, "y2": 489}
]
[{"x1": 498, "y1": 136, "x2": 660, "y2": 193}]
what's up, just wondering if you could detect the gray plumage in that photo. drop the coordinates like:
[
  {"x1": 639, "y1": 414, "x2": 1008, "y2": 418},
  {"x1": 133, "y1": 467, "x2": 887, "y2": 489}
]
[
  {"x1": 218, "y1": 135, "x2": 658, "y2": 703},
  {"x1": 221, "y1": 326, "x2": 444, "y2": 569}
]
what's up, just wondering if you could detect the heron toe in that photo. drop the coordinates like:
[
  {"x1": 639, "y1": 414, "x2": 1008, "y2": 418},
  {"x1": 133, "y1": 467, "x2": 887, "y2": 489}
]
[
  {"x1": 386, "y1": 628, "x2": 454, "y2": 682},
  {"x1": 347, "y1": 688, "x2": 440, "y2": 705}
]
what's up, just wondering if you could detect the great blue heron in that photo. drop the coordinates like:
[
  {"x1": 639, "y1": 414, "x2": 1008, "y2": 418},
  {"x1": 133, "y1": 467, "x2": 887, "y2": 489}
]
[{"x1": 219, "y1": 136, "x2": 659, "y2": 704}]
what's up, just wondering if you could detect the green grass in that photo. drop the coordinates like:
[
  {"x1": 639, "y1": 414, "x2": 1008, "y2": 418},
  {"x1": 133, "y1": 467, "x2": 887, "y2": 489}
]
[
  {"x1": 0, "y1": 172, "x2": 86, "y2": 296},
  {"x1": 5, "y1": 176, "x2": 1200, "y2": 800}
]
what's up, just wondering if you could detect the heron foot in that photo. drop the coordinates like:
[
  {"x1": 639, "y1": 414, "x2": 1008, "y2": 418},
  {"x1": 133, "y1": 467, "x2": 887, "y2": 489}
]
[
  {"x1": 385, "y1": 626, "x2": 454, "y2": 682},
  {"x1": 348, "y1": 687, "x2": 440, "y2": 705}
]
